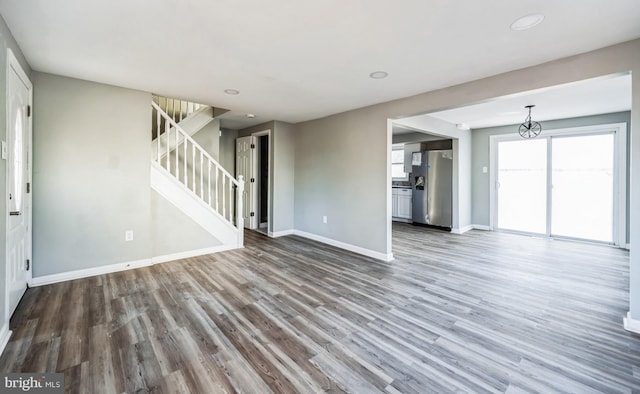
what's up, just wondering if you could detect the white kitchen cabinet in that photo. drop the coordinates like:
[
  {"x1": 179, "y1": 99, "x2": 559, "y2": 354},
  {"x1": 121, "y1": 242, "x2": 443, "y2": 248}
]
[
  {"x1": 392, "y1": 188, "x2": 412, "y2": 221},
  {"x1": 396, "y1": 188, "x2": 412, "y2": 219},
  {"x1": 392, "y1": 188, "x2": 399, "y2": 217}
]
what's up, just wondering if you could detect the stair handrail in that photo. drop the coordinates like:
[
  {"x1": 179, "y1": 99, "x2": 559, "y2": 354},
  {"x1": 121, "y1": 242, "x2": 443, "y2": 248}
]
[
  {"x1": 152, "y1": 102, "x2": 244, "y2": 245},
  {"x1": 152, "y1": 102, "x2": 237, "y2": 186}
]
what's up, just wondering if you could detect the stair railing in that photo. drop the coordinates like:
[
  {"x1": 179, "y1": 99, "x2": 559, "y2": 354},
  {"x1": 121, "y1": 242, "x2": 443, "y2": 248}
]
[
  {"x1": 152, "y1": 95, "x2": 205, "y2": 140},
  {"x1": 152, "y1": 102, "x2": 244, "y2": 245}
]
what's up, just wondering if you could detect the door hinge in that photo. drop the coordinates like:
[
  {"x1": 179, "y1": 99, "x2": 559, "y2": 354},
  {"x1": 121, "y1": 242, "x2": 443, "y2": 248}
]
[
  {"x1": 26, "y1": 182, "x2": 30, "y2": 193},
  {"x1": 27, "y1": 105, "x2": 31, "y2": 117},
  {"x1": 250, "y1": 212, "x2": 255, "y2": 217},
  {"x1": 26, "y1": 259, "x2": 30, "y2": 271},
  {"x1": 250, "y1": 144, "x2": 255, "y2": 149},
  {"x1": 250, "y1": 178, "x2": 255, "y2": 183}
]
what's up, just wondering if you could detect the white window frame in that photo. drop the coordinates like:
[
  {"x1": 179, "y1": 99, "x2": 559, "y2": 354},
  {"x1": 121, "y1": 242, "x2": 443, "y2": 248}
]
[{"x1": 392, "y1": 145, "x2": 408, "y2": 181}]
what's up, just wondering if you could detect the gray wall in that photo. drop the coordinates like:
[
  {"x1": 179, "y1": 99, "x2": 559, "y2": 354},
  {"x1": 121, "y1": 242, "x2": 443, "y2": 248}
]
[
  {"x1": 272, "y1": 121, "x2": 295, "y2": 233},
  {"x1": 471, "y1": 112, "x2": 632, "y2": 240},
  {"x1": 151, "y1": 190, "x2": 222, "y2": 256},
  {"x1": 294, "y1": 109, "x2": 388, "y2": 253},
  {"x1": 192, "y1": 119, "x2": 220, "y2": 162},
  {"x1": 220, "y1": 128, "x2": 238, "y2": 175},
  {"x1": 0, "y1": 14, "x2": 31, "y2": 330},
  {"x1": 32, "y1": 72, "x2": 152, "y2": 276}
]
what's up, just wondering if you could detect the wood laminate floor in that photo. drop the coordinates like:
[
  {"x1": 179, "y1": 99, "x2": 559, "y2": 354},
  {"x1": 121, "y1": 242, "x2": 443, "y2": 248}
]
[{"x1": 1, "y1": 224, "x2": 639, "y2": 393}]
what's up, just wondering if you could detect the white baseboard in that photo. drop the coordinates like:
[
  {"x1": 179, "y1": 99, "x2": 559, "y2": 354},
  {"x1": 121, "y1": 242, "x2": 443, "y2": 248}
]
[
  {"x1": 30, "y1": 258, "x2": 153, "y2": 287},
  {"x1": 623, "y1": 312, "x2": 640, "y2": 334},
  {"x1": 269, "y1": 229, "x2": 294, "y2": 238},
  {"x1": 451, "y1": 225, "x2": 474, "y2": 234},
  {"x1": 293, "y1": 230, "x2": 394, "y2": 262},
  {"x1": 152, "y1": 244, "x2": 239, "y2": 264},
  {"x1": 472, "y1": 224, "x2": 491, "y2": 231},
  {"x1": 0, "y1": 323, "x2": 11, "y2": 356}
]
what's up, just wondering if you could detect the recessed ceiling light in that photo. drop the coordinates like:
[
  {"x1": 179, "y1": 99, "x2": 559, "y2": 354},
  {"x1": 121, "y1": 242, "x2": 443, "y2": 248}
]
[
  {"x1": 247, "y1": 114, "x2": 256, "y2": 118},
  {"x1": 510, "y1": 14, "x2": 545, "y2": 31},
  {"x1": 369, "y1": 71, "x2": 389, "y2": 79},
  {"x1": 224, "y1": 89, "x2": 240, "y2": 95}
]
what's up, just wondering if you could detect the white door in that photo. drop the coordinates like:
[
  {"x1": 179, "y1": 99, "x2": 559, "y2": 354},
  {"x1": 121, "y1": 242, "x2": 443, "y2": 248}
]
[
  {"x1": 6, "y1": 49, "x2": 32, "y2": 317},
  {"x1": 236, "y1": 136, "x2": 257, "y2": 229}
]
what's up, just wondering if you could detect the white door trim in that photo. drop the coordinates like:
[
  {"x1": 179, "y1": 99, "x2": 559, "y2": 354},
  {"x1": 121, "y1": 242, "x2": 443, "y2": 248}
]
[
  {"x1": 489, "y1": 122, "x2": 627, "y2": 246},
  {"x1": 5, "y1": 48, "x2": 33, "y2": 326},
  {"x1": 252, "y1": 129, "x2": 271, "y2": 235}
]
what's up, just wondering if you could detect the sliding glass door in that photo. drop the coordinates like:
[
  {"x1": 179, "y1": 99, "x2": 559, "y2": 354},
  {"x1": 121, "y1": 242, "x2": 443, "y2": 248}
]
[
  {"x1": 551, "y1": 134, "x2": 614, "y2": 242},
  {"x1": 495, "y1": 129, "x2": 619, "y2": 244},
  {"x1": 496, "y1": 139, "x2": 547, "y2": 234}
]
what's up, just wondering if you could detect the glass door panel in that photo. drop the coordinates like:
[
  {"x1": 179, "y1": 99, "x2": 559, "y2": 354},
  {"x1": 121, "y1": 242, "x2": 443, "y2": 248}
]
[
  {"x1": 551, "y1": 134, "x2": 614, "y2": 242},
  {"x1": 497, "y1": 139, "x2": 547, "y2": 234}
]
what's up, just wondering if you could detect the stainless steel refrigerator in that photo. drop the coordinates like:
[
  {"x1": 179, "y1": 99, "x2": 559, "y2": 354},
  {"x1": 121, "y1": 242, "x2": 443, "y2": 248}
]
[{"x1": 411, "y1": 150, "x2": 453, "y2": 228}]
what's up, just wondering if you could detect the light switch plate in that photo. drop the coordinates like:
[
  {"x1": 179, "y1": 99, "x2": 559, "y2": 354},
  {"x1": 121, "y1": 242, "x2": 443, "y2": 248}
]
[{"x1": 1, "y1": 141, "x2": 6, "y2": 160}]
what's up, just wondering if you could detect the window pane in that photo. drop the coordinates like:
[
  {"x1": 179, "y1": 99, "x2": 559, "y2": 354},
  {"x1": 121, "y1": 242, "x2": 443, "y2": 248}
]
[
  {"x1": 551, "y1": 134, "x2": 613, "y2": 242},
  {"x1": 497, "y1": 139, "x2": 547, "y2": 234},
  {"x1": 392, "y1": 149, "x2": 404, "y2": 164},
  {"x1": 392, "y1": 164, "x2": 406, "y2": 179}
]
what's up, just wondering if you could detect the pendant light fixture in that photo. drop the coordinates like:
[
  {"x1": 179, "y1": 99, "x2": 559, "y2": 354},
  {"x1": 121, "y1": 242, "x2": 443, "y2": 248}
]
[{"x1": 518, "y1": 105, "x2": 542, "y2": 139}]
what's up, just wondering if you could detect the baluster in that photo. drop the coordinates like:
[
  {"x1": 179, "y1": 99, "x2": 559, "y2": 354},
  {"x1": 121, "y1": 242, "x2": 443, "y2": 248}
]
[
  {"x1": 208, "y1": 162, "x2": 212, "y2": 206},
  {"x1": 214, "y1": 167, "x2": 219, "y2": 213},
  {"x1": 179, "y1": 100, "x2": 184, "y2": 122},
  {"x1": 222, "y1": 175, "x2": 226, "y2": 219},
  {"x1": 192, "y1": 144, "x2": 196, "y2": 191},
  {"x1": 200, "y1": 151, "x2": 204, "y2": 199},
  {"x1": 184, "y1": 137, "x2": 188, "y2": 186},
  {"x1": 172, "y1": 99, "x2": 176, "y2": 122},
  {"x1": 228, "y1": 177, "x2": 233, "y2": 221},
  {"x1": 165, "y1": 119, "x2": 170, "y2": 171},
  {"x1": 156, "y1": 109, "x2": 160, "y2": 163},
  {"x1": 175, "y1": 125, "x2": 180, "y2": 179}
]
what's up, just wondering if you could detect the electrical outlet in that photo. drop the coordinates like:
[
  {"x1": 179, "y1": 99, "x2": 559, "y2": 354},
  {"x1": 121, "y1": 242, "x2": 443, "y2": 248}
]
[
  {"x1": 125, "y1": 230, "x2": 134, "y2": 241},
  {"x1": 323, "y1": 216, "x2": 327, "y2": 224},
  {"x1": 482, "y1": 166, "x2": 488, "y2": 174}
]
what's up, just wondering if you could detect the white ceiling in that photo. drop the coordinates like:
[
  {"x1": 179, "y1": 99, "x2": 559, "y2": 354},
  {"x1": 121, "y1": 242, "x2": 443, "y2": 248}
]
[
  {"x1": 1, "y1": 1, "x2": 640, "y2": 129},
  {"x1": 426, "y1": 74, "x2": 632, "y2": 129}
]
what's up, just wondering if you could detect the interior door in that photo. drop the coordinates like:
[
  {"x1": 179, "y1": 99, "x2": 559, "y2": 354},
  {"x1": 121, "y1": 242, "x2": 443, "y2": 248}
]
[
  {"x1": 6, "y1": 50, "x2": 32, "y2": 317},
  {"x1": 236, "y1": 136, "x2": 257, "y2": 229}
]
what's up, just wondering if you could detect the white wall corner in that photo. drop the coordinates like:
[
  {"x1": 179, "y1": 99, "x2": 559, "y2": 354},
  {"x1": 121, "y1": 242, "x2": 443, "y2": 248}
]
[
  {"x1": 30, "y1": 258, "x2": 153, "y2": 287},
  {"x1": 269, "y1": 229, "x2": 294, "y2": 238},
  {"x1": 0, "y1": 323, "x2": 11, "y2": 357},
  {"x1": 472, "y1": 224, "x2": 492, "y2": 231},
  {"x1": 623, "y1": 312, "x2": 640, "y2": 334},
  {"x1": 293, "y1": 230, "x2": 393, "y2": 262}
]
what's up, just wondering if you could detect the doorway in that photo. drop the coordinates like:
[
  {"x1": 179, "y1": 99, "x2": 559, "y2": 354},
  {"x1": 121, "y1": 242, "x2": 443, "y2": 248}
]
[
  {"x1": 491, "y1": 123, "x2": 626, "y2": 245},
  {"x1": 6, "y1": 48, "x2": 33, "y2": 322},
  {"x1": 235, "y1": 130, "x2": 271, "y2": 233}
]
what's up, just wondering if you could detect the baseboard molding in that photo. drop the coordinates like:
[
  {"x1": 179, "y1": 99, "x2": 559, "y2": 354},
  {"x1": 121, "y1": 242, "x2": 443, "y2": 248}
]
[
  {"x1": 623, "y1": 312, "x2": 640, "y2": 334},
  {"x1": 451, "y1": 225, "x2": 474, "y2": 234},
  {"x1": 293, "y1": 230, "x2": 394, "y2": 262},
  {"x1": 30, "y1": 258, "x2": 153, "y2": 287},
  {"x1": 0, "y1": 323, "x2": 11, "y2": 357},
  {"x1": 472, "y1": 224, "x2": 492, "y2": 231},
  {"x1": 269, "y1": 229, "x2": 294, "y2": 238},
  {"x1": 152, "y1": 244, "x2": 239, "y2": 264}
]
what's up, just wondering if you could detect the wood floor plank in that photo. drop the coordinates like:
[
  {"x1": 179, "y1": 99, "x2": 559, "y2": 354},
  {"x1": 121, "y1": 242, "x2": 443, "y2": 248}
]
[{"x1": 1, "y1": 223, "x2": 639, "y2": 393}]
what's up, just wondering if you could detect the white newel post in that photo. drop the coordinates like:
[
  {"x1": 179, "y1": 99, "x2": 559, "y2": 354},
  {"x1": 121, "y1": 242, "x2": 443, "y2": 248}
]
[{"x1": 236, "y1": 175, "x2": 245, "y2": 247}]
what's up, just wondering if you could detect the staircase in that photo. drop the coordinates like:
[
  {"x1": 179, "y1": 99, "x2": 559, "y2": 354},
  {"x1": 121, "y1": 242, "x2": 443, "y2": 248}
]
[{"x1": 150, "y1": 97, "x2": 244, "y2": 249}]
